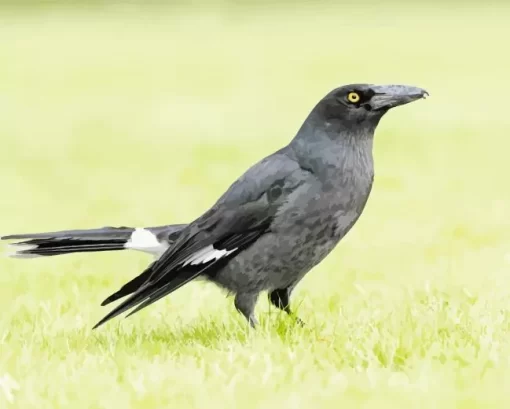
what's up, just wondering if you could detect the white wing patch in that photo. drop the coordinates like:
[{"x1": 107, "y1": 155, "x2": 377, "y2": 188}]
[
  {"x1": 125, "y1": 229, "x2": 237, "y2": 263},
  {"x1": 125, "y1": 228, "x2": 169, "y2": 257},
  {"x1": 182, "y1": 244, "x2": 237, "y2": 267}
]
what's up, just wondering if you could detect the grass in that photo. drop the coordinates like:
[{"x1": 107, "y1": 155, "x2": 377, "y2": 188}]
[{"x1": 1, "y1": 2, "x2": 510, "y2": 408}]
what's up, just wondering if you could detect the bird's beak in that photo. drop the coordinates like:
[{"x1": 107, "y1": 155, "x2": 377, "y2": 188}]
[{"x1": 369, "y1": 85, "x2": 429, "y2": 111}]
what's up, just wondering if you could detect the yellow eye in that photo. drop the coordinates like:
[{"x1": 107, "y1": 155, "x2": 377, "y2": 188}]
[{"x1": 347, "y1": 92, "x2": 361, "y2": 103}]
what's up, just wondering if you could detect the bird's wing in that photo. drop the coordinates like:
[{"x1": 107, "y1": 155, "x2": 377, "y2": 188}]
[{"x1": 94, "y1": 151, "x2": 313, "y2": 328}]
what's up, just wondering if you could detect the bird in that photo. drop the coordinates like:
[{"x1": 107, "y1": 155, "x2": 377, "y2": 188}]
[{"x1": 2, "y1": 84, "x2": 428, "y2": 329}]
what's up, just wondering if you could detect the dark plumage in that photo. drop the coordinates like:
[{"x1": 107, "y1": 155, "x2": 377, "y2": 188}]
[
  {"x1": 3, "y1": 225, "x2": 185, "y2": 258},
  {"x1": 2, "y1": 84, "x2": 428, "y2": 329}
]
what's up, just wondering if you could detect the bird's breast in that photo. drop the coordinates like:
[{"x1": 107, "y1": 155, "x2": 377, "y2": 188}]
[{"x1": 278, "y1": 179, "x2": 372, "y2": 234}]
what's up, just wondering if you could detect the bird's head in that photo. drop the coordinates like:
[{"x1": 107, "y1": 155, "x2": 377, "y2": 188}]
[{"x1": 306, "y1": 83, "x2": 428, "y2": 137}]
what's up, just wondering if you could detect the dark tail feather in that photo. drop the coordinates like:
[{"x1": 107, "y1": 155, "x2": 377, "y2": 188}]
[
  {"x1": 2, "y1": 227, "x2": 134, "y2": 258},
  {"x1": 93, "y1": 263, "x2": 209, "y2": 329},
  {"x1": 100, "y1": 265, "x2": 154, "y2": 306}
]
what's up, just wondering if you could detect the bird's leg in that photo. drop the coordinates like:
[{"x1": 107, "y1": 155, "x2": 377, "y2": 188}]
[
  {"x1": 234, "y1": 292, "x2": 259, "y2": 328},
  {"x1": 269, "y1": 288, "x2": 305, "y2": 326}
]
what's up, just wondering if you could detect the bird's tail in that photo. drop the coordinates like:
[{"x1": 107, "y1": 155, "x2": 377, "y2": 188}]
[{"x1": 1, "y1": 227, "x2": 135, "y2": 258}]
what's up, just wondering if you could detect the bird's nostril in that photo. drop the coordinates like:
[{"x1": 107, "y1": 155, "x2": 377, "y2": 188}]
[{"x1": 363, "y1": 103, "x2": 373, "y2": 112}]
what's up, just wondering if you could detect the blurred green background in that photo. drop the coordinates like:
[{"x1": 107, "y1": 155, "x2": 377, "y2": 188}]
[{"x1": 1, "y1": 1, "x2": 510, "y2": 408}]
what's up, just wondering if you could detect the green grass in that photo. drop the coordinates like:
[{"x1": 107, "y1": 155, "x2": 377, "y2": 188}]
[{"x1": 1, "y1": 3, "x2": 510, "y2": 408}]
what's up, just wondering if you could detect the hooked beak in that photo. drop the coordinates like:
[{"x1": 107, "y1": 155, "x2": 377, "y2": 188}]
[{"x1": 369, "y1": 85, "x2": 429, "y2": 111}]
